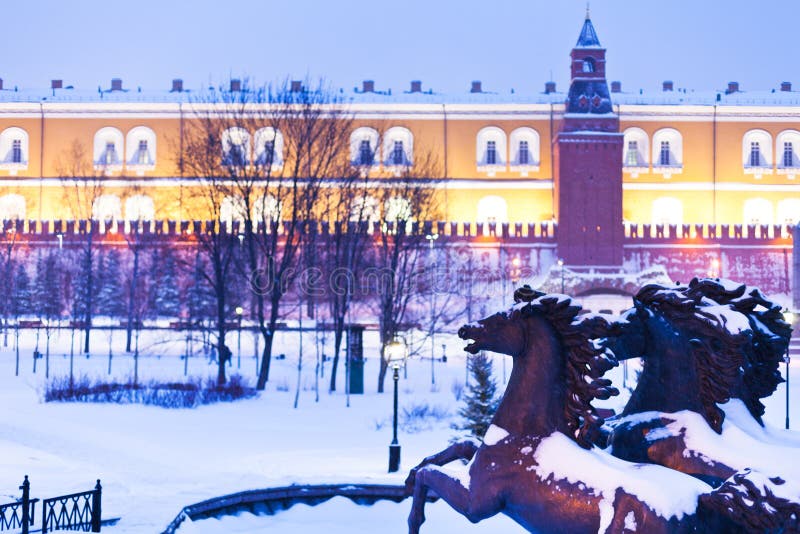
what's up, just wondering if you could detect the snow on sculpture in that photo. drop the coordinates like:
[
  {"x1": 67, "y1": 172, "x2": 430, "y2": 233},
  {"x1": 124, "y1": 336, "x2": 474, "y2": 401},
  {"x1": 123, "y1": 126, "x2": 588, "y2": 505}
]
[
  {"x1": 403, "y1": 286, "x2": 743, "y2": 534},
  {"x1": 601, "y1": 277, "x2": 800, "y2": 531}
]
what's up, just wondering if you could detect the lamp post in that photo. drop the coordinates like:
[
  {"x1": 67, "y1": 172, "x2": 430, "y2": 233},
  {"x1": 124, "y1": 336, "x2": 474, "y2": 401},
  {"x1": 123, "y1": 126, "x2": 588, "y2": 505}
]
[
  {"x1": 557, "y1": 258, "x2": 565, "y2": 294},
  {"x1": 784, "y1": 309, "x2": 795, "y2": 430},
  {"x1": 235, "y1": 306, "x2": 243, "y2": 369},
  {"x1": 426, "y1": 233, "x2": 439, "y2": 386},
  {"x1": 385, "y1": 337, "x2": 409, "y2": 473}
]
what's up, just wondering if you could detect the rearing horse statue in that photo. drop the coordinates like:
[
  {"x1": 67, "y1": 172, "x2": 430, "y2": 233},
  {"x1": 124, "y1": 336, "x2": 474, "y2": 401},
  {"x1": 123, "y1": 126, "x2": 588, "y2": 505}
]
[
  {"x1": 405, "y1": 288, "x2": 716, "y2": 533},
  {"x1": 602, "y1": 278, "x2": 800, "y2": 531}
]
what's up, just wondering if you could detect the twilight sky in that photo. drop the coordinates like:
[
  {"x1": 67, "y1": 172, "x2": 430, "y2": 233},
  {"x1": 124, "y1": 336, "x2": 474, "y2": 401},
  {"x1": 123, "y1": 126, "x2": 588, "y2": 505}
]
[{"x1": 1, "y1": 0, "x2": 796, "y2": 95}]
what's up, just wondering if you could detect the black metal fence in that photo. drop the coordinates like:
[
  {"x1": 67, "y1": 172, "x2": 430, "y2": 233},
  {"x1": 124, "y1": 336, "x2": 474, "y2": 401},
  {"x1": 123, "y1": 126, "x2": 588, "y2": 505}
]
[{"x1": 0, "y1": 477, "x2": 101, "y2": 533}]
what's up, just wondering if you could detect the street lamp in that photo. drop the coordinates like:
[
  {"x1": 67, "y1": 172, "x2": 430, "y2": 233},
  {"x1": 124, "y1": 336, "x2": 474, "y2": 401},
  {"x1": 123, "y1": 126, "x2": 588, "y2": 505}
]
[
  {"x1": 235, "y1": 306, "x2": 244, "y2": 369},
  {"x1": 557, "y1": 259, "x2": 565, "y2": 294},
  {"x1": 784, "y1": 309, "x2": 795, "y2": 430},
  {"x1": 426, "y1": 233, "x2": 439, "y2": 386},
  {"x1": 386, "y1": 336, "x2": 409, "y2": 473}
]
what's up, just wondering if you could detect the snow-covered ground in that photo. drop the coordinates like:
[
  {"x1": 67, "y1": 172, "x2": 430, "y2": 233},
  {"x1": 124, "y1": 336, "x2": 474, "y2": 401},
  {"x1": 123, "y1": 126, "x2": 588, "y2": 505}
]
[{"x1": 0, "y1": 323, "x2": 797, "y2": 533}]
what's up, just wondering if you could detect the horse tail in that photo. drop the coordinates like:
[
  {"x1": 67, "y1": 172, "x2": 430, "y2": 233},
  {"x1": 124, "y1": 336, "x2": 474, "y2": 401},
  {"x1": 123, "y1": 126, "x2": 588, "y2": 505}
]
[{"x1": 698, "y1": 468, "x2": 800, "y2": 532}]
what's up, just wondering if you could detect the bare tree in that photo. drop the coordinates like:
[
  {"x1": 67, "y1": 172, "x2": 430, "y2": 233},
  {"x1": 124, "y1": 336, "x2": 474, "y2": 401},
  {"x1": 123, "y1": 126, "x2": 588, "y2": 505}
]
[
  {"x1": 368, "y1": 150, "x2": 443, "y2": 393},
  {"x1": 57, "y1": 139, "x2": 108, "y2": 355},
  {"x1": 179, "y1": 78, "x2": 356, "y2": 390}
]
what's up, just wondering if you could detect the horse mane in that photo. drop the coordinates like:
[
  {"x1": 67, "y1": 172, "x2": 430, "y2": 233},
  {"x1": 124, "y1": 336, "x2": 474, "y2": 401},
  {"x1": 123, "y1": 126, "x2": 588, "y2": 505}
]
[
  {"x1": 687, "y1": 278, "x2": 791, "y2": 423},
  {"x1": 635, "y1": 280, "x2": 751, "y2": 432},
  {"x1": 516, "y1": 288, "x2": 619, "y2": 449}
]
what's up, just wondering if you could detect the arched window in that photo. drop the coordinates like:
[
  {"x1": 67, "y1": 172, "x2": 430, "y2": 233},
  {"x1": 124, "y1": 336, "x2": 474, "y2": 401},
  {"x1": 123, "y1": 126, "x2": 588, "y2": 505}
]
[
  {"x1": 776, "y1": 130, "x2": 800, "y2": 172},
  {"x1": 350, "y1": 195, "x2": 380, "y2": 223},
  {"x1": 0, "y1": 127, "x2": 29, "y2": 172},
  {"x1": 582, "y1": 57, "x2": 595, "y2": 73},
  {"x1": 477, "y1": 195, "x2": 509, "y2": 225},
  {"x1": 0, "y1": 194, "x2": 25, "y2": 220},
  {"x1": 220, "y1": 195, "x2": 247, "y2": 225},
  {"x1": 254, "y1": 127, "x2": 284, "y2": 169},
  {"x1": 350, "y1": 127, "x2": 379, "y2": 166},
  {"x1": 652, "y1": 128, "x2": 683, "y2": 176},
  {"x1": 125, "y1": 126, "x2": 156, "y2": 171},
  {"x1": 252, "y1": 194, "x2": 281, "y2": 222},
  {"x1": 385, "y1": 197, "x2": 412, "y2": 222},
  {"x1": 777, "y1": 198, "x2": 800, "y2": 226},
  {"x1": 92, "y1": 194, "x2": 122, "y2": 221},
  {"x1": 125, "y1": 194, "x2": 155, "y2": 221},
  {"x1": 221, "y1": 127, "x2": 250, "y2": 167},
  {"x1": 651, "y1": 197, "x2": 683, "y2": 227},
  {"x1": 476, "y1": 126, "x2": 507, "y2": 173},
  {"x1": 382, "y1": 127, "x2": 413, "y2": 167},
  {"x1": 93, "y1": 127, "x2": 124, "y2": 170},
  {"x1": 743, "y1": 198, "x2": 774, "y2": 226},
  {"x1": 509, "y1": 128, "x2": 540, "y2": 172},
  {"x1": 742, "y1": 129, "x2": 773, "y2": 174},
  {"x1": 622, "y1": 127, "x2": 649, "y2": 173}
]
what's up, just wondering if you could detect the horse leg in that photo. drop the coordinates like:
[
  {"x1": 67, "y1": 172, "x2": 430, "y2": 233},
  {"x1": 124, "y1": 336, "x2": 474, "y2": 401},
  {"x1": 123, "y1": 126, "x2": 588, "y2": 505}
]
[
  {"x1": 404, "y1": 440, "x2": 479, "y2": 495},
  {"x1": 408, "y1": 466, "x2": 500, "y2": 534}
]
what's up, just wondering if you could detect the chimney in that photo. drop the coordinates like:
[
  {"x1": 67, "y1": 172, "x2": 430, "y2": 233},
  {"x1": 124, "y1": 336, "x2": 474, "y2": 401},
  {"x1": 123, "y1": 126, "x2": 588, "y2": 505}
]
[
  {"x1": 781, "y1": 81, "x2": 792, "y2": 92},
  {"x1": 171, "y1": 79, "x2": 183, "y2": 92},
  {"x1": 51, "y1": 79, "x2": 63, "y2": 90},
  {"x1": 410, "y1": 80, "x2": 422, "y2": 93},
  {"x1": 230, "y1": 79, "x2": 241, "y2": 92},
  {"x1": 470, "y1": 81, "x2": 482, "y2": 93},
  {"x1": 662, "y1": 80, "x2": 674, "y2": 92},
  {"x1": 610, "y1": 81, "x2": 621, "y2": 93},
  {"x1": 362, "y1": 80, "x2": 374, "y2": 93},
  {"x1": 544, "y1": 81, "x2": 557, "y2": 94},
  {"x1": 290, "y1": 80, "x2": 302, "y2": 92},
  {"x1": 111, "y1": 78, "x2": 123, "y2": 91},
  {"x1": 0, "y1": 78, "x2": 3, "y2": 90},
  {"x1": 727, "y1": 81, "x2": 739, "y2": 94}
]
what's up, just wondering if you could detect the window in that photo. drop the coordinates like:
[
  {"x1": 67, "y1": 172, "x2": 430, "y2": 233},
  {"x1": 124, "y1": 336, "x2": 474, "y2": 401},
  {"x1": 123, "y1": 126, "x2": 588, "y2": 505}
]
[
  {"x1": 350, "y1": 127, "x2": 379, "y2": 167},
  {"x1": 11, "y1": 140, "x2": 21, "y2": 164},
  {"x1": 784, "y1": 142, "x2": 794, "y2": 168},
  {"x1": 582, "y1": 58, "x2": 595, "y2": 73},
  {"x1": 92, "y1": 195, "x2": 122, "y2": 221},
  {"x1": 743, "y1": 198, "x2": 774, "y2": 226},
  {"x1": 125, "y1": 195, "x2": 155, "y2": 221},
  {"x1": 385, "y1": 197, "x2": 412, "y2": 222},
  {"x1": 382, "y1": 127, "x2": 413, "y2": 167},
  {"x1": 359, "y1": 139, "x2": 373, "y2": 165},
  {"x1": 263, "y1": 140, "x2": 275, "y2": 167},
  {"x1": 0, "y1": 128, "x2": 29, "y2": 169},
  {"x1": 626, "y1": 141, "x2": 639, "y2": 166},
  {"x1": 392, "y1": 141, "x2": 405, "y2": 165},
  {"x1": 104, "y1": 142, "x2": 117, "y2": 165},
  {"x1": 651, "y1": 197, "x2": 683, "y2": 228},
  {"x1": 222, "y1": 127, "x2": 251, "y2": 167},
  {"x1": 659, "y1": 141, "x2": 670, "y2": 166},
  {"x1": 135, "y1": 140, "x2": 149, "y2": 165},
  {"x1": 477, "y1": 195, "x2": 509, "y2": 228},
  {"x1": 254, "y1": 127, "x2": 283, "y2": 169},
  {"x1": 486, "y1": 141, "x2": 497, "y2": 165},
  {"x1": 126, "y1": 126, "x2": 157, "y2": 169},
  {"x1": 0, "y1": 194, "x2": 25, "y2": 220},
  {"x1": 749, "y1": 142, "x2": 761, "y2": 167},
  {"x1": 518, "y1": 141, "x2": 529, "y2": 165}
]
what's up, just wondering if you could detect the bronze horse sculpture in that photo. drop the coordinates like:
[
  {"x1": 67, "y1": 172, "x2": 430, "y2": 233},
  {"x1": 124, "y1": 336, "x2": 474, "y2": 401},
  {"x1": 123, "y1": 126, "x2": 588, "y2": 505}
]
[
  {"x1": 405, "y1": 288, "x2": 723, "y2": 533},
  {"x1": 601, "y1": 278, "x2": 800, "y2": 530}
]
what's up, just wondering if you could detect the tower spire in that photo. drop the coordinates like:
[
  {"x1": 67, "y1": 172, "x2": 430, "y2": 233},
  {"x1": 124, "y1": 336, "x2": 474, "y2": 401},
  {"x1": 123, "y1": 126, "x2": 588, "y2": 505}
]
[{"x1": 586, "y1": 3, "x2": 590, "y2": 20}]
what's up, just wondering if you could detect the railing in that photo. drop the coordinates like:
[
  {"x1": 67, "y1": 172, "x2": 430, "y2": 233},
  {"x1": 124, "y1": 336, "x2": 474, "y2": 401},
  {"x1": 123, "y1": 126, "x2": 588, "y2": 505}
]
[
  {"x1": 0, "y1": 477, "x2": 101, "y2": 534},
  {"x1": 0, "y1": 477, "x2": 37, "y2": 533},
  {"x1": 41, "y1": 481, "x2": 101, "y2": 533}
]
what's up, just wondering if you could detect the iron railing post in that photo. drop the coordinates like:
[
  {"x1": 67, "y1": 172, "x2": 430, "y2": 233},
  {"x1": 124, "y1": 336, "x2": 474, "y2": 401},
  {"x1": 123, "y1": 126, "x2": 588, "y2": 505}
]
[
  {"x1": 20, "y1": 475, "x2": 29, "y2": 534},
  {"x1": 91, "y1": 480, "x2": 102, "y2": 532}
]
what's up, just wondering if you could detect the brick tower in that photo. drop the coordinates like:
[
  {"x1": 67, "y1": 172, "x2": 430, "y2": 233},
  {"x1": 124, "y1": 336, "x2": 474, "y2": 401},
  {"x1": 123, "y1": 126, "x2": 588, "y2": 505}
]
[{"x1": 554, "y1": 12, "x2": 624, "y2": 267}]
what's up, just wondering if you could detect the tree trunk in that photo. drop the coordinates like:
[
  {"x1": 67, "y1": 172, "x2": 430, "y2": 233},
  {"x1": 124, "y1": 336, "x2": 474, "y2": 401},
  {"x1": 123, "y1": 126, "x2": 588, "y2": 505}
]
[
  {"x1": 83, "y1": 234, "x2": 94, "y2": 355},
  {"x1": 329, "y1": 315, "x2": 344, "y2": 392},
  {"x1": 126, "y1": 247, "x2": 139, "y2": 352}
]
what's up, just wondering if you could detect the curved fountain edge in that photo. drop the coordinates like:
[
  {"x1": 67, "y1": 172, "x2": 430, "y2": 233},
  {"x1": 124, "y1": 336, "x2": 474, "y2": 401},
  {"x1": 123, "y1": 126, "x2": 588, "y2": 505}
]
[{"x1": 161, "y1": 483, "x2": 434, "y2": 533}]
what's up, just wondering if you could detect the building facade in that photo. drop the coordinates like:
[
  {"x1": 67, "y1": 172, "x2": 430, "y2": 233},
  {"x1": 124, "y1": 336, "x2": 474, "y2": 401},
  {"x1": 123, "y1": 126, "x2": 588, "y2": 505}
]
[{"x1": 0, "y1": 15, "x2": 797, "y2": 280}]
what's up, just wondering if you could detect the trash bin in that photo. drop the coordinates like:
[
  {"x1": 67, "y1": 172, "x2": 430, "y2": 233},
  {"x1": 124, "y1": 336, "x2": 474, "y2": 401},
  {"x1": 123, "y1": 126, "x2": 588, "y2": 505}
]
[{"x1": 347, "y1": 325, "x2": 365, "y2": 394}]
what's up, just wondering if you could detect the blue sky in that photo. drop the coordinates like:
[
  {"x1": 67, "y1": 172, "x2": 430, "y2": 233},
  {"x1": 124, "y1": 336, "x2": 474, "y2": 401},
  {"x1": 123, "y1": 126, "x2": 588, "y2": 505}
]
[{"x1": 1, "y1": 0, "x2": 796, "y2": 95}]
